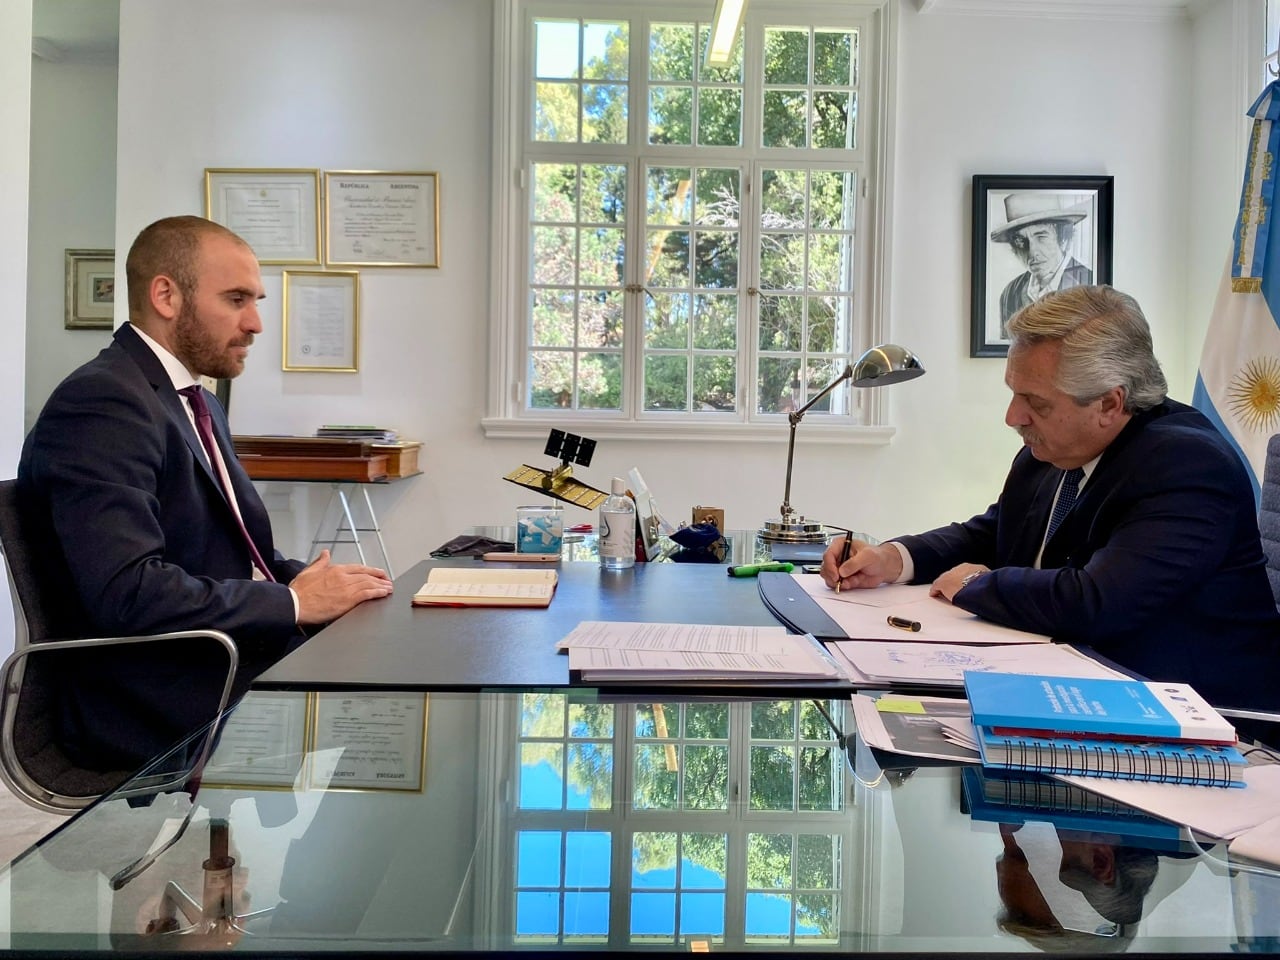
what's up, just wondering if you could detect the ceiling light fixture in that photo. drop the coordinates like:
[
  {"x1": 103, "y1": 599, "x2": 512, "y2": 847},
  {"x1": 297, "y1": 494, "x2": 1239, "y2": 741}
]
[{"x1": 705, "y1": 0, "x2": 746, "y2": 67}]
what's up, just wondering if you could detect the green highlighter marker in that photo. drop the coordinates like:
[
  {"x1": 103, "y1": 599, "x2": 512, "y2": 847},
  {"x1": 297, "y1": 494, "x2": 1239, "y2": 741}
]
[{"x1": 727, "y1": 561, "x2": 794, "y2": 577}]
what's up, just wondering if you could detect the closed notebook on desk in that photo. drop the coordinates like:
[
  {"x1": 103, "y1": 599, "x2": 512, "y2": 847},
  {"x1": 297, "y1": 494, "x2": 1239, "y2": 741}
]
[{"x1": 411, "y1": 567, "x2": 558, "y2": 608}]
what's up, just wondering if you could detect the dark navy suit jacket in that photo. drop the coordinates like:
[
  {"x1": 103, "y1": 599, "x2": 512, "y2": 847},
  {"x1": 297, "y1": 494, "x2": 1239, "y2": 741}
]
[
  {"x1": 897, "y1": 399, "x2": 1280, "y2": 710},
  {"x1": 17, "y1": 323, "x2": 306, "y2": 770}
]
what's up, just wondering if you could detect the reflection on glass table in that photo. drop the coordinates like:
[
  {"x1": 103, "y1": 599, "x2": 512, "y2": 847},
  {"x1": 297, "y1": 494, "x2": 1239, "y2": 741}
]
[
  {"x1": 5, "y1": 687, "x2": 1275, "y2": 955},
  {"x1": 470, "y1": 527, "x2": 877, "y2": 567}
]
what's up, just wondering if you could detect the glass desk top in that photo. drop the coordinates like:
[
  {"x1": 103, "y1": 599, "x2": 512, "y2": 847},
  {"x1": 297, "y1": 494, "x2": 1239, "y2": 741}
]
[{"x1": 5, "y1": 687, "x2": 1278, "y2": 956}]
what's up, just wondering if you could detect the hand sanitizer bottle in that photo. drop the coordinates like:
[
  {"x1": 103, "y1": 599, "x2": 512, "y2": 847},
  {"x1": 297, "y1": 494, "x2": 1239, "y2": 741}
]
[{"x1": 599, "y1": 477, "x2": 636, "y2": 570}]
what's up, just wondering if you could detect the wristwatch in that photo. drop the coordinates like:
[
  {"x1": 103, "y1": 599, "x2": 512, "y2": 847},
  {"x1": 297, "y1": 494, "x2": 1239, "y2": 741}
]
[{"x1": 959, "y1": 572, "x2": 982, "y2": 590}]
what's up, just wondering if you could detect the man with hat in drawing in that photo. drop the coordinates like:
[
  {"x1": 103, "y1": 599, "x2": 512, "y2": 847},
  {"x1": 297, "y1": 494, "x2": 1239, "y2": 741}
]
[{"x1": 994, "y1": 192, "x2": 1094, "y2": 334}]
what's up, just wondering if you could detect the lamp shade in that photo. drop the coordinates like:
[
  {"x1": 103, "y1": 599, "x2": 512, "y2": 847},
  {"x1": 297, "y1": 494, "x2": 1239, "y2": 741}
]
[{"x1": 850, "y1": 344, "x2": 926, "y2": 387}]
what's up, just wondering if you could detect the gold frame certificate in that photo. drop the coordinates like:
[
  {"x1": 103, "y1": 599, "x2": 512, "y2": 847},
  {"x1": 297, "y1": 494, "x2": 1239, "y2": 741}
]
[
  {"x1": 204, "y1": 168, "x2": 321, "y2": 265},
  {"x1": 307, "y1": 693, "x2": 428, "y2": 792},
  {"x1": 201, "y1": 692, "x2": 310, "y2": 789},
  {"x1": 324, "y1": 170, "x2": 440, "y2": 267},
  {"x1": 282, "y1": 270, "x2": 359, "y2": 372}
]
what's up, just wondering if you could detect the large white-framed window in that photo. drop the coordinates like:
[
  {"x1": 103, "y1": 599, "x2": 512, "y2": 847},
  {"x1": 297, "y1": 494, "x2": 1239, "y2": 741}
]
[
  {"x1": 485, "y1": 0, "x2": 898, "y2": 443},
  {"x1": 493, "y1": 692, "x2": 855, "y2": 948}
]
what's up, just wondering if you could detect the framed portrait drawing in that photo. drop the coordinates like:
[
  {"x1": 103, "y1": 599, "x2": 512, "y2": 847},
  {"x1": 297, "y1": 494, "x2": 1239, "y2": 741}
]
[
  {"x1": 64, "y1": 249, "x2": 115, "y2": 330},
  {"x1": 971, "y1": 175, "x2": 1114, "y2": 358}
]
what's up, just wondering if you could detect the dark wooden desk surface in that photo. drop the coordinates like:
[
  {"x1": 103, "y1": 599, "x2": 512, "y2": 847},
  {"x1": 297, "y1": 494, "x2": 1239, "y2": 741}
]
[{"x1": 253, "y1": 558, "x2": 788, "y2": 690}]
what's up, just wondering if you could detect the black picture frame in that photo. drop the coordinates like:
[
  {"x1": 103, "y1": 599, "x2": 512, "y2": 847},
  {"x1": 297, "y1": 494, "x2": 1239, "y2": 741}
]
[{"x1": 970, "y1": 174, "x2": 1114, "y2": 358}]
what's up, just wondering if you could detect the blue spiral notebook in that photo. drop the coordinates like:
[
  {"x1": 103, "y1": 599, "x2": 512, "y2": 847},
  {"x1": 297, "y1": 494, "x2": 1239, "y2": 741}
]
[{"x1": 974, "y1": 725, "x2": 1247, "y2": 787}]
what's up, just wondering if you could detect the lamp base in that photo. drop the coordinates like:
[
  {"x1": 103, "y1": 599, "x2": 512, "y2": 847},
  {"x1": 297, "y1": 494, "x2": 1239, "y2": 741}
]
[{"x1": 759, "y1": 516, "x2": 828, "y2": 543}]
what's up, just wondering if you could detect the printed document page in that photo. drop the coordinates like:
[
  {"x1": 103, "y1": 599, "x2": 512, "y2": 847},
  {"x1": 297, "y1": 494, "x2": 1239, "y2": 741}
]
[
  {"x1": 790, "y1": 577, "x2": 1049, "y2": 644},
  {"x1": 827, "y1": 639, "x2": 1126, "y2": 687}
]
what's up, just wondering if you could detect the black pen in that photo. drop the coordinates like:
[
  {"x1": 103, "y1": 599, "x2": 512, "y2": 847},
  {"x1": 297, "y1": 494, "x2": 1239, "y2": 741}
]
[
  {"x1": 887, "y1": 615, "x2": 922, "y2": 632},
  {"x1": 836, "y1": 536, "x2": 852, "y2": 593}
]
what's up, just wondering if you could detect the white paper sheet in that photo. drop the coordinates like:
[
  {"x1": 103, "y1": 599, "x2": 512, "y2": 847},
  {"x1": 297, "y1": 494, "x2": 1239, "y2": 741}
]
[{"x1": 790, "y1": 577, "x2": 1050, "y2": 644}]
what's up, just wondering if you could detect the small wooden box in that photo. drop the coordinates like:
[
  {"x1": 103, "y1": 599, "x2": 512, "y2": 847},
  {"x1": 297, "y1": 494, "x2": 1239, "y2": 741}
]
[{"x1": 371, "y1": 441, "x2": 423, "y2": 478}]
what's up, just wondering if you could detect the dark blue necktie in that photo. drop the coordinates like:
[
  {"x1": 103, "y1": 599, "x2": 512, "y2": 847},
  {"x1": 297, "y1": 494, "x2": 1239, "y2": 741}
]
[
  {"x1": 178, "y1": 385, "x2": 276, "y2": 582},
  {"x1": 1046, "y1": 467, "x2": 1084, "y2": 541}
]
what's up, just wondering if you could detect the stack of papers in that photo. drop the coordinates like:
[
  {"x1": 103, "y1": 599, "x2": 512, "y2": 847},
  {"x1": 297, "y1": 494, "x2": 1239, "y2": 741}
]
[
  {"x1": 557, "y1": 621, "x2": 843, "y2": 683},
  {"x1": 829, "y1": 639, "x2": 1128, "y2": 688}
]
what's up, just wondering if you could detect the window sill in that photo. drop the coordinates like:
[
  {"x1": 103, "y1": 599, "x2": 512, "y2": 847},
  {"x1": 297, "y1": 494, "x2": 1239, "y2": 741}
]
[{"x1": 480, "y1": 417, "x2": 897, "y2": 445}]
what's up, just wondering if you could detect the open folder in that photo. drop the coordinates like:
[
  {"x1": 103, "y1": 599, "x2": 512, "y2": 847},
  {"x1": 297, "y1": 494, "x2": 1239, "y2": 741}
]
[{"x1": 759, "y1": 574, "x2": 1049, "y2": 644}]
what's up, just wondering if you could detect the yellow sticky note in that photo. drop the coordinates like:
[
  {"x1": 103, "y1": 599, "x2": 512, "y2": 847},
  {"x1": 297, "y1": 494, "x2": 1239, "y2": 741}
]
[{"x1": 876, "y1": 698, "x2": 926, "y2": 715}]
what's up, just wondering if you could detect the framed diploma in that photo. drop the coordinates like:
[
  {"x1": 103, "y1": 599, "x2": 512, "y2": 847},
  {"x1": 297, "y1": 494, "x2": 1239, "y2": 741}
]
[
  {"x1": 204, "y1": 168, "x2": 322, "y2": 265},
  {"x1": 282, "y1": 270, "x2": 360, "y2": 372},
  {"x1": 324, "y1": 170, "x2": 440, "y2": 268},
  {"x1": 201, "y1": 692, "x2": 310, "y2": 789},
  {"x1": 64, "y1": 249, "x2": 115, "y2": 330},
  {"x1": 307, "y1": 693, "x2": 428, "y2": 792}
]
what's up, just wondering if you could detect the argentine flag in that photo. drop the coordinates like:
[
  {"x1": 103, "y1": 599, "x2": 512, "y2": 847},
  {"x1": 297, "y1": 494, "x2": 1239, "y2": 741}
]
[{"x1": 1193, "y1": 80, "x2": 1280, "y2": 505}]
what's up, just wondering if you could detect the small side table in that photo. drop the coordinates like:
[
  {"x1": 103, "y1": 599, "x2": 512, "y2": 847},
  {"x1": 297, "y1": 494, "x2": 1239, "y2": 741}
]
[{"x1": 242, "y1": 469, "x2": 422, "y2": 578}]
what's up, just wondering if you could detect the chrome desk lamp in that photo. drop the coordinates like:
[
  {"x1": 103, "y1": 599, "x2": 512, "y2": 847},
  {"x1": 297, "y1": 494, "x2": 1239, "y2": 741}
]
[{"x1": 760, "y1": 344, "x2": 925, "y2": 542}]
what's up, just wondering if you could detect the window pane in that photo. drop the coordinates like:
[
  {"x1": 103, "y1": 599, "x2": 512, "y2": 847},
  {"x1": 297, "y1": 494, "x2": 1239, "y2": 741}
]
[
  {"x1": 813, "y1": 90, "x2": 851, "y2": 149},
  {"x1": 631, "y1": 893, "x2": 676, "y2": 937},
  {"x1": 569, "y1": 701, "x2": 615, "y2": 737},
  {"x1": 693, "y1": 294, "x2": 736, "y2": 350},
  {"x1": 645, "y1": 292, "x2": 690, "y2": 349},
  {"x1": 646, "y1": 230, "x2": 691, "y2": 286},
  {"x1": 797, "y1": 745, "x2": 837, "y2": 811},
  {"x1": 566, "y1": 832, "x2": 612, "y2": 887},
  {"x1": 750, "y1": 745, "x2": 795, "y2": 809},
  {"x1": 532, "y1": 226, "x2": 576, "y2": 285},
  {"x1": 578, "y1": 353, "x2": 622, "y2": 408},
  {"x1": 645, "y1": 355, "x2": 690, "y2": 411},
  {"x1": 813, "y1": 30, "x2": 852, "y2": 85},
  {"x1": 764, "y1": 28, "x2": 808, "y2": 84},
  {"x1": 759, "y1": 233, "x2": 804, "y2": 290},
  {"x1": 647, "y1": 167, "x2": 693, "y2": 223},
  {"x1": 697, "y1": 24, "x2": 743, "y2": 83},
  {"x1": 761, "y1": 168, "x2": 806, "y2": 222},
  {"x1": 563, "y1": 892, "x2": 609, "y2": 937},
  {"x1": 535, "y1": 82, "x2": 580, "y2": 142},
  {"x1": 695, "y1": 231, "x2": 738, "y2": 288},
  {"x1": 579, "y1": 227, "x2": 624, "y2": 285},
  {"x1": 633, "y1": 832, "x2": 677, "y2": 886},
  {"x1": 535, "y1": 20, "x2": 579, "y2": 78},
  {"x1": 521, "y1": 692, "x2": 566, "y2": 737},
  {"x1": 635, "y1": 743, "x2": 679, "y2": 809},
  {"x1": 583, "y1": 21, "x2": 627, "y2": 80},
  {"x1": 809, "y1": 170, "x2": 850, "y2": 230},
  {"x1": 579, "y1": 290, "x2": 624, "y2": 348},
  {"x1": 583, "y1": 84, "x2": 628, "y2": 144},
  {"x1": 518, "y1": 831, "x2": 562, "y2": 886},
  {"x1": 693, "y1": 356, "x2": 735, "y2": 412},
  {"x1": 747, "y1": 833, "x2": 794, "y2": 890},
  {"x1": 685, "y1": 702, "x2": 729, "y2": 738},
  {"x1": 796, "y1": 894, "x2": 836, "y2": 938},
  {"x1": 683, "y1": 744, "x2": 728, "y2": 809},
  {"x1": 566, "y1": 742, "x2": 613, "y2": 809},
  {"x1": 796, "y1": 834, "x2": 838, "y2": 889},
  {"x1": 698, "y1": 88, "x2": 742, "y2": 146},
  {"x1": 533, "y1": 163, "x2": 578, "y2": 222},
  {"x1": 582, "y1": 164, "x2": 627, "y2": 222},
  {"x1": 763, "y1": 90, "x2": 807, "y2": 147},
  {"x1": 650, "y1": 22, "x2": 694, "y2": 81},
  {"x1": 694, "y1": 168, "x2": 739, "y2": 226},
  {"x1": 681, "y1": 893, "x2": 726, "y2": 935},
  {"x1": 520, "y1": 742, "x2": 565, "y2": 808},
  {"x1": 517, "y1": 892, "x2": 561, "y2": 937},
  {"x1": 684, "y1": 834, "x2": 727, "y2": 888},
  {"x1": 649, "y1": 85, "x2": 693, "y2": 144},
  {"x1": 746, "y1": 892, "x2": 793, "y2": 940},
  {"x1": 756, "y1": 356, "x2": 802, "y2": 414},
  {"x1": 805, "y1": 295, "x2": 837, "y2": 353},
  {"x1": 529, "y1": 351, "x2": 573, "y2": 409},
  {"x1": 532, "y1": 289, "x2": 574, "y2": 347},
  {"x1": 759, "y1": 295, "x2": 802, "y2": 351}
]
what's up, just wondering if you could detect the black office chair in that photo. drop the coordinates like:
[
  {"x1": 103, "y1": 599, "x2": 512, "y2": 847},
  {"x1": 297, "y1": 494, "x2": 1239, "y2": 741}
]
[
  {"x1": 1259, "y1": 434, "x2": 1280, "y2": 610},
  {"x1": 0, "y1": 478, "x2": 239, "y2": 814}
]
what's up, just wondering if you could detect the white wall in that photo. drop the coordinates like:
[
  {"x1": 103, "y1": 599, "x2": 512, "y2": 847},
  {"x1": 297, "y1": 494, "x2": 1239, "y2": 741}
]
[
  {"x1": 108, "y1": 0, "x2": 1233, "y2": 572},
  {"x1": 25, "y1": 57, "x2": 117, "y2": 430}
]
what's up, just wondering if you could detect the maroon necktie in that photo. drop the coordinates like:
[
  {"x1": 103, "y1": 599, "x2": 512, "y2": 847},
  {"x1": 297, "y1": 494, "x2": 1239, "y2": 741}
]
[{"x1": 178, "y1": 385, "x2": 276, "y2": 582}]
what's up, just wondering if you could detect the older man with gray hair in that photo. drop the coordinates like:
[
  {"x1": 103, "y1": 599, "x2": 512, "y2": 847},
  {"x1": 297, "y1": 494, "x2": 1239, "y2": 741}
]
[{"x1": 823, "y1": 285, "x2": 1280, "y2": 717}]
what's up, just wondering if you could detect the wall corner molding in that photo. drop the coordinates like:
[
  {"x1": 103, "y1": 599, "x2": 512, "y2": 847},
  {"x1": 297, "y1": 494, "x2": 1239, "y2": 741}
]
[{"x1": 913, "y1": 0, "x2": 1193, "y2": 20}]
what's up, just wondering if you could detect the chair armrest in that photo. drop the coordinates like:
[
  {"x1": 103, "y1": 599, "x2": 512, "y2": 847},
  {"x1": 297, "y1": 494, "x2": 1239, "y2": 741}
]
[{"x1": 0, "y1": 630, "x2": 238, "y2": 814}]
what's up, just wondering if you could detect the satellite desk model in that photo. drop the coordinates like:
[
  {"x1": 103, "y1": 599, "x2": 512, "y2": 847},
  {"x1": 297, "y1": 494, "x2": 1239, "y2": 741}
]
[{"x1": 503, "y1": 429, "x2": 608, "y2": 510}]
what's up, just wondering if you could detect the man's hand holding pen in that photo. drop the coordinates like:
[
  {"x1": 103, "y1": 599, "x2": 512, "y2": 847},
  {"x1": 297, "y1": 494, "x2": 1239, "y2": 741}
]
[{"x1": 820, "y1": 537, "x2": 903, "y2": 592}]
